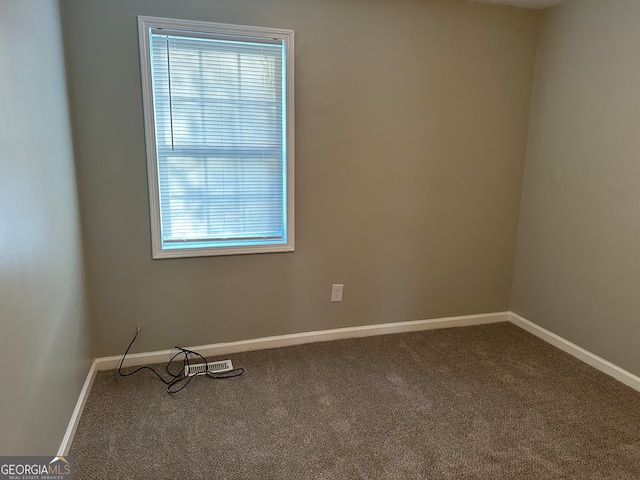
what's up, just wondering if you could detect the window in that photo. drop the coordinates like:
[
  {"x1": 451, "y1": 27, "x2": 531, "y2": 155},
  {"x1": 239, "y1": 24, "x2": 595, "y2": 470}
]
[{"x1": 138, "y1": 16, "x2": 294, "y2": 258}]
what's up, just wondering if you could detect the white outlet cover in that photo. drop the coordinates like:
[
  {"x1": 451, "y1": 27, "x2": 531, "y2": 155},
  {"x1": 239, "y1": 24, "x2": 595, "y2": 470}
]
[{"x1": 331, "y1": 284, "x2": 344, "y2": 302}]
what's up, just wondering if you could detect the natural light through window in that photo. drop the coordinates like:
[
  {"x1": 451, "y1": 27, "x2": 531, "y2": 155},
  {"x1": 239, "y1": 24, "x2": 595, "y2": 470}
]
[{"x1": 138, "y1": 17, "x2": 294, "y2": 258}]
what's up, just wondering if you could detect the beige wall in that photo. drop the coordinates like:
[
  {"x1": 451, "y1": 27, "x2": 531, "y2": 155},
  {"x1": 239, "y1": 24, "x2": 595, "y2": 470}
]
[
  {"x1": 60, "y1": 0, "x2": 539, "y2": 357},
  {"x1": 0, "y1": 0, "x2": 92, "y2": 455},
  {"x1": 512, "y1": 0, "x2": 640, "y2": 375}
]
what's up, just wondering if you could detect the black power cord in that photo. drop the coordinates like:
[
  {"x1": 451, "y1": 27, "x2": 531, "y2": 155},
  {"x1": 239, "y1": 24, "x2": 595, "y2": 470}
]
[{"x1": 118, "y1": 328, "x2": 244, "y2": 394}]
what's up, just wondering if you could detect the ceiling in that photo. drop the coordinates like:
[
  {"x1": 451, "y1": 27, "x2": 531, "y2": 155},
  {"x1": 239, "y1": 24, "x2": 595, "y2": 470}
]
[{"x1": 468, "y1": 0, "x2": 565, "y2": 9}]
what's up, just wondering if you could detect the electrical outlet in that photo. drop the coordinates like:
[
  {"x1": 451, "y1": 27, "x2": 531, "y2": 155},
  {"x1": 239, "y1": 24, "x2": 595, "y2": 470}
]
[
  {"x1": 136, "y1": 323, "x2": 142, "y2": 333},
  {"x1": 331, "y1": 284, "x2": 344, "y2": 302}
]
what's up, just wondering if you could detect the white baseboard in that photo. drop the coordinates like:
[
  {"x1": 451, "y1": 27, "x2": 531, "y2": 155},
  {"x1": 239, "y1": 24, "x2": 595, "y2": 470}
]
[
  {"x1": 509, "y1": 312, "x2": 640, "y2": 393},
  {"x1": 60, "y1": 310, "x2": 640, "y2": 454},
  {"x1": 59, "y1": 312, "x2": 506, "y2": 452},
  {"x1": 57, "y1": 359, "x2": 98, "y2": 456},
  {"x1": 96, "y1": 311, "x2": 510, "y2": 371}
]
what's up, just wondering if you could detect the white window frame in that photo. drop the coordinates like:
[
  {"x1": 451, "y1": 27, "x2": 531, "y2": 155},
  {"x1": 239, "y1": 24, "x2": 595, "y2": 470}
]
[{"x1": 137, "y1": 16, "x2": 295, "y2": 259}]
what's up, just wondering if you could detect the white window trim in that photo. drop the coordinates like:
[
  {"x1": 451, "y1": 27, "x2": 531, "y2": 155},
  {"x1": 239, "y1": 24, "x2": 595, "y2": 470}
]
[{"x1": 137, "y1": 15, "x2": 295, "y2": 259}]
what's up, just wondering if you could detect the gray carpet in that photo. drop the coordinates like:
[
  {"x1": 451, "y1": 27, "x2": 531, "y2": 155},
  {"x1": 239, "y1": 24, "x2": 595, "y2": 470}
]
[{"x1": 69, "y1": 323, "x2": 640, "y2": 479}]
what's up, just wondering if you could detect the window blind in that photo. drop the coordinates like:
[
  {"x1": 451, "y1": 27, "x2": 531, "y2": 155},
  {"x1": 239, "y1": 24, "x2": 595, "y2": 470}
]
[{"x1": 149, "y1": 30, "x2": 287, "y2": 250}]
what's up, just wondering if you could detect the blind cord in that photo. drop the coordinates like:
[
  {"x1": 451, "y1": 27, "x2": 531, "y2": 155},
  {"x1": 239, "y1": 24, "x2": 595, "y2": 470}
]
[
  {"x1": 118, "y1": 327, "x2": 244, "y2": 394},
  {"x1": 164, "y1": 36, "x2": 175, "y2": 152}
]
